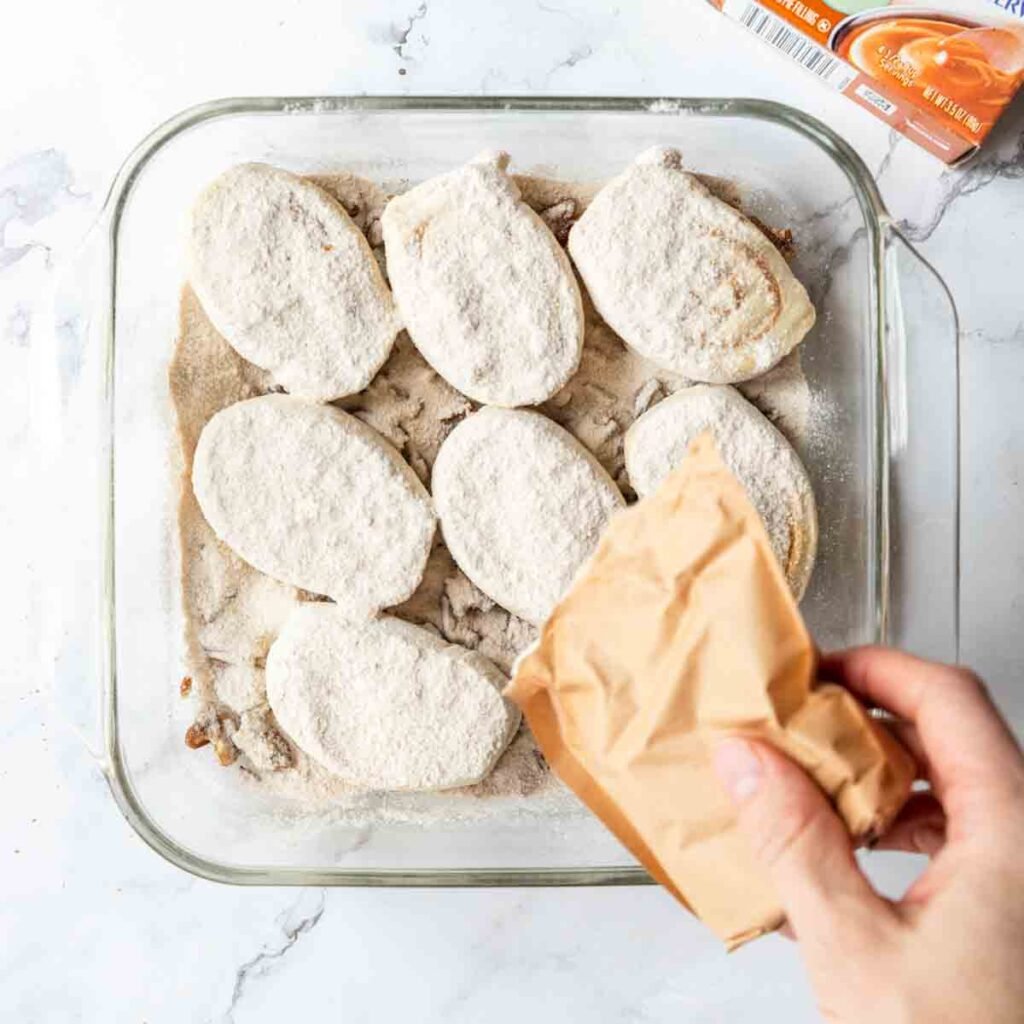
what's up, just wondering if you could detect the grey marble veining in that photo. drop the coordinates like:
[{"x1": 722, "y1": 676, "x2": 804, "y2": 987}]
[{"x1": 225, "y1": 891, "x2": 327, "y2": 1022}]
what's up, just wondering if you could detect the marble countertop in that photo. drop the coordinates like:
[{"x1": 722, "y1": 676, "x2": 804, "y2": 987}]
[{"x1": 3, "y1": 1, "x2": 1022, "y2": 1020}]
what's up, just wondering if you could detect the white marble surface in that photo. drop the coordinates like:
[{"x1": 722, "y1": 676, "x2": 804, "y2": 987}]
[{"x1": 3, "y1": 1, "x2": 1023, "y2": 1020}]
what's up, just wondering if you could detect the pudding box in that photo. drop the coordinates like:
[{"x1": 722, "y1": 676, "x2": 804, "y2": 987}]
[{"x1": 708, "y1": 0, "x2": 1024, "y2": 162}]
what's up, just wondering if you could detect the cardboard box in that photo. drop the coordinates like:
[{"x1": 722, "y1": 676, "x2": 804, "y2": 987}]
[{"x1": 710, "y1": 0, "x2": 1024, "y2": 163}]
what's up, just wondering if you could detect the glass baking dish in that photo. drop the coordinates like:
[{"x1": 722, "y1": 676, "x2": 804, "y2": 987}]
[{"x1": 55, "y1": 97, "x2": 959, "y2": 885}]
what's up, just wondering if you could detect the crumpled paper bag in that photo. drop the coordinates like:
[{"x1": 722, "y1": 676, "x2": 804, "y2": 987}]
[{"x1": 506, "y1": 435, "x2": 915, "y2": 948}]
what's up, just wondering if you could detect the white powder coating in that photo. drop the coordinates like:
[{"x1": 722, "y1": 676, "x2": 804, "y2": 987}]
[
  {"x1": 568, "y1": 147, "x2": 816, "y2": 383},
  {"x1": 266, "y1": 605, "x2": 520, "y2": 791},
  {"x1": 192, "y1": 394, "x2": 435, "y2": 615},
  {"x1": 625, "y1": 384, "x2": 818, "y2": 598},
  {"x1": 176, "y1": 168, "x2": 821, "y2": 812},
  {"x1": 381, "y1": 151, "x2": 584, "y2": 406},
  {"x1": 432, "y1": 407, "x2": 625, "y2": 625},
  {"x1": 189, "y1": 163, "x2": 400, "y2": 401}
]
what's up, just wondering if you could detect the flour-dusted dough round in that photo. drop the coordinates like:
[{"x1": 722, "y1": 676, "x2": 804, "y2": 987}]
[
  {"x1": 568, "y1": 147, "x2": 816, "y2": 383},
  {"x1": 192, "y1": 394, "x2": 435, "y2": 614},
  {"x1": 625, "y1": 385, "x2": 817, "y2": 598},
  {"x1": 432, "y1": 407, "x2": 625, "y2": 624},
  {"x1": 381, "y1": 151, "x2": 584, "y2": 407},
  {"x1": 266, "y1": 605, "x2": 520, "y2": 791},
  {"x1": 189, "y1": 163, "x2": 400, "y2": 402}
]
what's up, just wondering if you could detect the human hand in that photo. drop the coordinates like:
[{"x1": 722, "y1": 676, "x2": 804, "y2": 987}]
[{"x1": 712, "y1": 647, "x2": 1024, "y2": 1023}]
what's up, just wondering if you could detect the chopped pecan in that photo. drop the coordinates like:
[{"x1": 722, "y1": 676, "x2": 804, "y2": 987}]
[
  {"x1": 184, "y1": 706, "x2": 240, "y2": 764},
  {"x1": 213, "y1": 737, "x2": 239, "y2": 766},
  {"x1": 184, "y1": 722, "x2": 209, "y2": 749},
  {"x1": 538, "y1": 199, "x2": 578, "y2": 246}
]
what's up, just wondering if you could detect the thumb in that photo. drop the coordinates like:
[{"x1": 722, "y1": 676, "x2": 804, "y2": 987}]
[{"x1": 713, "y1": 737, "x2": 895, "y2": 945}]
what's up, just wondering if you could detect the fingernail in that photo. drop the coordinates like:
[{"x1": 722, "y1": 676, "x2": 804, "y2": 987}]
[
  {"x1": 713, "y1": 738, "x2": 764, "y2": 804},
  {"x1": 912, "y1": 824, "x2": 945, "y2": 857}
]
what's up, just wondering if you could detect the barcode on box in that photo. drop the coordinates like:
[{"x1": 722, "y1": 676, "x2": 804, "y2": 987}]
[
  {"x1": 855, "y1": 82, "x2": 897, "y2": 116},
  {"x1": 725, "y1": 0, "x2": 856, "y2": 91}
]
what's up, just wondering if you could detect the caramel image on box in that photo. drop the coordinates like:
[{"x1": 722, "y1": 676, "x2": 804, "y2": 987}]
[{"x1": 710, "y1": 0, "x2": 1024, "y2": 163}]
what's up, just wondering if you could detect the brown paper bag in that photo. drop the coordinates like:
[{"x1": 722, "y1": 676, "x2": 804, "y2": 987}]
[{"x1": 506, "y1": 435, "x2": 915, "y2": 948}]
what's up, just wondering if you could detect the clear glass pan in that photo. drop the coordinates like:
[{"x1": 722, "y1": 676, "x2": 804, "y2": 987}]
[{"x1": 56, "y1": 97, "x2": 959, "y2": 885}]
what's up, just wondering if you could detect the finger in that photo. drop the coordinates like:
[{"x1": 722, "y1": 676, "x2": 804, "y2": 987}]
[
  {"x1": 713, "y1": 737, "x2": 898, "y2": 949},
  {"x1": 820, "y1": 648, "x2": 961, "y2": 721},
  {"x1": 871, "y1": 792, "x2": 946, "y2": 856},
  {"x1": 874, "y1": 819, "x2": 945, "y2": 857},
  {"x1": 882, "y1": 719, "x2": 934, "y2": 784},
  {"x1": 820, "y1": 648, "x2": 1024, "y2": 825}
]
